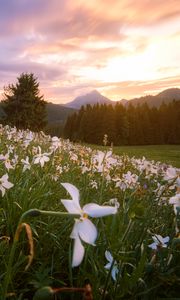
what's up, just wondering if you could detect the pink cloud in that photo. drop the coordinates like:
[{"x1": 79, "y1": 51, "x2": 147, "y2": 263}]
[{"x1": 0, "y1": 0, "x2": 180, "y2": 103}]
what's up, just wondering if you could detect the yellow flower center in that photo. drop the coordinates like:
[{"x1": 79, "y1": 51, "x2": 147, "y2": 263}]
[{"x1": 82, "y1": 213, "x2": 88, "y2": 219}]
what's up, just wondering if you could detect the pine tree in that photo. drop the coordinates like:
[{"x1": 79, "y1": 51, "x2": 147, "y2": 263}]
[{"x1": 2, "y1": 73, "x2": 47, "y2": 131}]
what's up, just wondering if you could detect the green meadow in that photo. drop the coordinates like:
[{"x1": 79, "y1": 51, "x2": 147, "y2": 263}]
[
  {"x1": 88, "y1": 144, "x2": 180, "y2": 168},
  {"x1": 0, "y1": 126, "x2": 179, "y2": 299}
]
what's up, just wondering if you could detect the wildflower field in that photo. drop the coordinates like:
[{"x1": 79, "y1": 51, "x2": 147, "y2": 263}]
[{"x1": 0, "y1": 125, "x2": 179, "y2": 299}]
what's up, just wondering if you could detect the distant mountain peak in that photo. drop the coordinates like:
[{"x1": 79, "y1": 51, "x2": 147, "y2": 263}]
[
  {"x1": 89, "y1": 89, "x2": 100, "y2": 94},
  {"x1": 64, "y1": 87, "x2": 180, "y2": 110},
  {"x1": 65, "y1": 90, "x2": 112, "y2": 109}
]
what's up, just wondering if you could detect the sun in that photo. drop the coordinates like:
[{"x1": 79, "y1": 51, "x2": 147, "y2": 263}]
[{"x1": 77, "y1": 44, "x2": 160, "y2": 83}]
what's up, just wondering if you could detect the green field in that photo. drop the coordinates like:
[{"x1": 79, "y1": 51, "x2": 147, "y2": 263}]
[{"x1": 88, "y1": 144, "x2": 180, "y2": 168}]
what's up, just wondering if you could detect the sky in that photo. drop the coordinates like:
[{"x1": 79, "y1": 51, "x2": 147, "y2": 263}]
[{"x1": 0, "y1": 0, "x2": 180, "y2": 104}]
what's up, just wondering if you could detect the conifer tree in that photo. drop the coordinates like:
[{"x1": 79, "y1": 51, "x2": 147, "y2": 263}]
[{"x1": 2, "y1": 73, "x2": 47, "y2": 131}]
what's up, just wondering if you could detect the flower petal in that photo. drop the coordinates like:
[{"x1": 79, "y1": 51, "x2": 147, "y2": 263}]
[
  {"x1": 104, "y1": 262, "x2": 112, "y2": 270},
  {"x1": 61, "y1": 183, "x2": 80, "y2": 204},
  {"x1": 2, "y1": 181, "x2": 14, "y2": 189},
  {"x1": 105, "y1": 250, "x2": 113, "y2": 263},
  {"x1": 77, "y1": 218, "x2": 97, "y2": 245},
  {"x1": 154, "y1": 234, "x2": 164, "y2": 244},
  {"x1": 72, "y1": 235, "x2": 85, "y2": 267},
  {"x1": 70, "y1": 220, "x2": 80, "y2": 239},
  {"x1": 0, "y1": 186, "x2": 5, "y2": 197},
  {"x1": 83, "y1": 203, "x2": 117, "y2": 218},
  {"x1": 111, "y1": 265, "x2": 119, "y2": 281},
  {"x1": 148, "y1": 242, "x2": 157, "y2": 250},
  {"x1": 61, "y1": 200, "x2": 81, "y2": 214},
  {"x1": 1, "y1": 174, "x2": 8, "y2": 181},
  {"x1": 163, "y1": 236, "x2": 170, "y2": 244}
]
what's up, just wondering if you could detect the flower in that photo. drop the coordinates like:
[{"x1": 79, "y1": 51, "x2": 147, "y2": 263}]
[
  {"x1": 33, "y1": 146, "x2": 50, "y2": 167},
  {"x1": 169, "y1": 193, "x2": 180, "y2": 215},
  {"x1": 148, "y1": 234, "x2": 169, "y2": 250},
  {"x1": 21, "y1": 156, "x2": 31, "y2": 172},
  {"x1": 92, "y1": 151, "x2": 117, "y2": 173},
  {"x1": 50, "y1": 136, "x2": 61, "y2": 152},
  {"x1": 0, "y1": 153, "x2": 14, "y2": 171},
  {"x1": 104, "y1": 250, "x2": 119, "y2": 281},
  {"x1": 164, "y1": 167, "x2": 180, "y2": 187},
  {"x1": 61, "y1": 183, "x2": 118, "y2": 267},
  {"x1": 0, "y1": 174, "x2": 14, "y2": 196}
]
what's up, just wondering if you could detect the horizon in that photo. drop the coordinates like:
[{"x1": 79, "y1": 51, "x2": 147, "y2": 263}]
[
  {"x1": 0, "y1": 0, "x2": 180, "y2": 104},
  {"x1": 47, "y1": 87, "x2": 180, "y2": 106}
]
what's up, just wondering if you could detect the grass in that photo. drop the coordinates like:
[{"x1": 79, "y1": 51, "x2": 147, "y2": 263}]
[
  {"x1": 87, "y1": 144, "x2": 180, "y2": 168},
  {"x1": 0, "y1": 126, "x2": 179, "y2": 299}
]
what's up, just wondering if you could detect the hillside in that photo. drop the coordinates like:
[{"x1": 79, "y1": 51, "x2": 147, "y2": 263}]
[
  {"x1": 0, "y1": 102, "x2": 76, "y2": 125},
  {"x1": 46, "y1": 102, "x2": 76, "y2": 124},
  {"x1": 129, "y1": 88, "x2": 180, "y2": 107}
]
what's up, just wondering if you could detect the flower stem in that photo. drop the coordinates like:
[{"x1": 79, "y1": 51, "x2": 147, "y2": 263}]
[{"x1": 2, "y1": 209, "x2": 79, "y2": 299}]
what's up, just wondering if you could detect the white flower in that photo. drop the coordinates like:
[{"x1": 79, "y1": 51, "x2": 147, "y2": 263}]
[
  {"x1": 89, "y1": 180, "x2": 98, "y2": 189},
  {"x1": 164, "y1": 167, "x2": 180, "y2": 187},
  {"x1": 123, "y1": 171, "x2": 138, "y2": 185},
  {"x1": 50, "y1": 136, "x2": 61, "y2": 151},
  {"x1": 21, "y1": 156, "x2": 31, "y2": 172},
  {"x1": 61, "y1": 183, "x2": 118, "y2": 267},
  {"x1": 92, "y1": 151, "x2": 117, "y2": 173},
  {"x1": 108, "y1": 198, "x2": 120, "y2": 209},
  {"x1": 0, "y1": 153, "x2": 14, "y2": 171},
  {"x1": 104, "y1": 250, "x2": 119, "y2": 281},
  {"x1": 169, "y1": 193, "x2": 180, "y2": 215},
  {"x1": 23, "y1": 131, "x2": 34, "y2": 147},
  {"x1": 33, "y1": 146, "x2": 50, "y2": 167},
  {"x1": 148, "y1": 234, "x2": 169, "y2": 250},
  {"x1": 0, "y1": 174, "x2": 14, "y2": 196}
]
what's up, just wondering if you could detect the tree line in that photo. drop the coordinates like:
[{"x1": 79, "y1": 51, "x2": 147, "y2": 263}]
[{"x1": 63, "y1": 101, "x2": 180, "y2": 145}]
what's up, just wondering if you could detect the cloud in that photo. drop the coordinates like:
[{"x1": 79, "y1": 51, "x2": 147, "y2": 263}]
[
  {"x1": 0, "y1": 0, "x2": 180, "y2": 103},
  {"x1": 99, "y1": 75, "x2": 180, "y2": 100}
]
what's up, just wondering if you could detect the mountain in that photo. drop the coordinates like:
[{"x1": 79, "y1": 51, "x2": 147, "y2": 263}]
[
  {"x1": 64, "y1": 88, "x2": 180, "y2": 109},
  {"x1": 157, "y1": 88, "x2": 180, "y2": 99},
  {"x1": 64, "y1": 90, "x2": 112, "y2": 109},
  {"x1": 126, "y1": 88, "x2": 180, "y2": 107}
]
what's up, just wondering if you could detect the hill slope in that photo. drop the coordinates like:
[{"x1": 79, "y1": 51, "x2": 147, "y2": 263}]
[
  {"x1": 129, "y1": 88, "x2": 180, "y2": 107},
  {"x1": 0, "y1": 102, "x2": 76, "y2": 125},
  {"x1": 46, "y1": 103, "x2": 76, "y2": 124}
]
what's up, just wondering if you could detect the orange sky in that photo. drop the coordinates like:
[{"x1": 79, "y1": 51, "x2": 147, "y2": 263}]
[{"x1": 0, "y1": 0, "x2": 180, "y2": 104}]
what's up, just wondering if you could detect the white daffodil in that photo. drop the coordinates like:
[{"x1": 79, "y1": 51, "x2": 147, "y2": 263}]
[
  {"x1": 164, "y1": 167, "x2": 180, "y2": 187},
  {"x1": 148, "y1": 234, "x2": 169, "y2": 250},
  {"x1": 0, "y1": 174, "x2": 14, "y2": 197},
  {"x1": 23, "y1": 131, "x2": 34, "y2": 147},
  {"x1": 169, "y1": 193, "x2": 180, "y2": 215},
  {"x1": 50, "y1": 136, "x2": 61, "y2": 152},
  {"x1": 92, "y1": 151, "x2": 117, "y2": 173},
  {"x1": 61, "y1": 183, "x2": 118, "y2": 267},
  {"x1": 33, "y1": 146, "x2": 50, "y2": 167},
  {"x1": 21, "y1": 156, "x2": 31, "y2": 172},
  {"x1": 104, "y1": 250, "x2": 119, "y2": 281},
  {"x1": 0, "y1": 153, "x2": 14, "y2": 171}
]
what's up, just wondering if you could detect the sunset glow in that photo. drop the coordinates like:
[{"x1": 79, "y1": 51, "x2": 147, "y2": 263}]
[{"x1": 0, "y1": 0, "x2": 180, "y2": 103}]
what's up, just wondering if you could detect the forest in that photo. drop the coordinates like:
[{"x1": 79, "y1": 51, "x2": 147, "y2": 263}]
[{"x1": 63, "y1": 100, "x2": 180, "y2": 145}]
